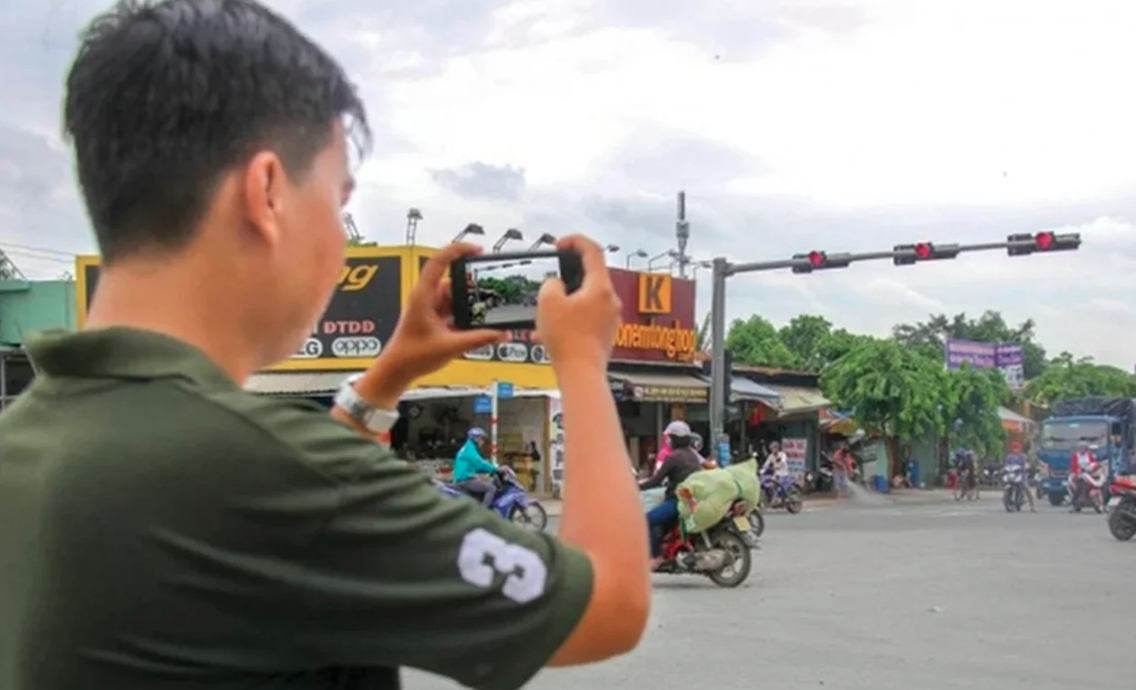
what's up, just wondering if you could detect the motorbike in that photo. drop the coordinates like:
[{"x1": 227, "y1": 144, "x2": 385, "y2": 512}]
[
  {"x1": 1106, "y1": 475, "x2": 1136, "y2": 541},
  {"x1": 953, "y1": 468, "x2": 978, "y2": 501},
  {"x1": 804, "y1": 455, "x2": 836, "y2": 494},
  {"x1": 1001, "y1": 464, "x2": 1027, "y2": 512},
  {"x1": 654, "y1": 495, "x2": 754, "y2": 588},
  {"x1": 1067, "y1": 465, "x2": 1105, "y2": 514},
  {"x1": 436, "y1": 466, "x2": 548, "y2": 530},
  {"x1": 761, "y1": 471, "x2": 804, "y2": 514}
]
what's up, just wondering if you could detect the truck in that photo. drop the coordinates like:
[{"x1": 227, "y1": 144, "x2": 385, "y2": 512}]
[{"x1": 1036, "y1": 397, "x2": 1136, "y2": 506}]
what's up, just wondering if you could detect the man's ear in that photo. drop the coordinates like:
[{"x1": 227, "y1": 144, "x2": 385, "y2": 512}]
[{"x1": 243, "y1": 151, "x2": 288, "y2": 247}]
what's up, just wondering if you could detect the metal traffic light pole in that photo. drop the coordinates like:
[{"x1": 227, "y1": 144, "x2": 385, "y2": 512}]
[{"x1": 707, "y1": 232, "x2": 1082, "y2": 446}]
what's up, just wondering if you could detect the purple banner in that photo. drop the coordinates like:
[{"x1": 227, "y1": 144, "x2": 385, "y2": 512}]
[
  {"x1": 995, "y1": 343, "x2": 1022, "y2": 368},
  {"x1": 945, "y1": 339, "x2": 1025, "y2": 390},
  {"x1": 945, "y1": 339, "x2": 996, "y2": 369}
]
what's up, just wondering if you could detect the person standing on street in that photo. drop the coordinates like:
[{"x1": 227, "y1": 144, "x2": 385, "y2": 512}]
[{"x1": 0, "y1": 2, "x2": 650, "y2": 689}]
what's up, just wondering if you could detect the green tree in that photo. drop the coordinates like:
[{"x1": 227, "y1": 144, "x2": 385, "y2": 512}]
[
  {"x1": 820, "y1": 339, "x2": 946, "y2": 467},
  {"x1": 778, "y1": 314, "x2": 832, "y2": 371},
  {"x1": 346, "y1": 237, "x2": 379, "y2": 247},
  {"x1": 816, "y1": 328, "x2": 877, "y2": 369},
  {"x1": 942, "y1": 365, "x2": 1009, "y2": 459},
  {"x1": 726, "y1": 315, "x2": 800, "y2": 368},
  {"x1": 1024, "y1": 352, "x2": 1136, "y2": 406},
  {"x1": 893, "y1": 310, "x2": 1047, "y2": 379}
]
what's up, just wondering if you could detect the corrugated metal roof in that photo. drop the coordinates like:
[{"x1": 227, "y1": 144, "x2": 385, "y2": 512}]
[
  {"x1": 694, "y1": 374, "x2": 781, "y2": 403},
  {"x1": 764, "y1": 384, "x2": 830, "y2": 414}
]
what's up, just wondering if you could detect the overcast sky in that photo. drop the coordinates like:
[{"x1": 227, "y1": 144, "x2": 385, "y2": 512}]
[{"x1": 2, "y1": 0, "x2": 1134, "y2": 367}]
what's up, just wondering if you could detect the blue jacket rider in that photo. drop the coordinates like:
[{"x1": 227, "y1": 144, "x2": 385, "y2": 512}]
[
  {"x1": 453, "y1": 427, "x2": 498, "y2": 507},
  {"x1": 639, "y1": 421, "x2": 704, "y2": 570}
]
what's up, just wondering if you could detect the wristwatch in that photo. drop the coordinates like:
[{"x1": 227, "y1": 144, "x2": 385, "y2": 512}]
[{"x1": 335, "y1": 373, "x2": 400, "y2": 433}]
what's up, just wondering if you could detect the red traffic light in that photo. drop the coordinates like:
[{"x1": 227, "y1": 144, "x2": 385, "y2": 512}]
[
  {"x1": 914, "y1": 243, "x2": 932, "y2": 260},
  {"x1": 808, "y1": 251, "x2": 825, "y2": 267},
  {"x1": 1035, "y1": 231, "x2": 1054, "y2": 250}
]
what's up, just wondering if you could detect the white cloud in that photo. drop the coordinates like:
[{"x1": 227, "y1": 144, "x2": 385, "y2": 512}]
[{"x1": 1, "y1": 0, "x2": 1134, "y2": 368}]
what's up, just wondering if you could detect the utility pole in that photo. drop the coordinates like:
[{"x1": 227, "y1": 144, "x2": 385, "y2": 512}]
[
  {"x1": 405, "y1": 208, "x2": 423, "y2": 245},
  {"x1": 707, "y1": 231, "x2": 1082, "y2": 445},
  {"x1": 675, "y1": 191, "x2": 690, "y2": 278},
  {"x1": 0, "y1": 249, "x2": 26, "y2": 280}
]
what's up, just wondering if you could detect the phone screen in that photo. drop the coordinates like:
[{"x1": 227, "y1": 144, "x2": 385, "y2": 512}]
[{"x1": 463, "y1": 253, "x2": 559, "y2": 327}]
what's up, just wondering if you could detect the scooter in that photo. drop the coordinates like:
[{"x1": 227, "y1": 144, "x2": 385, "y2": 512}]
[
  {"x1": 1106, "y1": 475, "x2": 1136, "y2": 541},
  {"x1": 653, "y1": 495, "x2": 754, "y2": 588},
  {"x1": 436, "y1": 466, "x2": 549, "y2": 530},
  {"x1": 1067, "y1": 465, "x2": 1105, "y2": 514},
  {"x1": 1002, "y1": 464, "x2": 1027, "y2": 512},
  {"x1": 761, "y1": 471, "x2": 804, "y2": 514}
]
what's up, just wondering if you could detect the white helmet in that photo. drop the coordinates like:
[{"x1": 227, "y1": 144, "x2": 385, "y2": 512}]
[{"x1": 664, "y1": 420, "x2": 692, "y2": 439}]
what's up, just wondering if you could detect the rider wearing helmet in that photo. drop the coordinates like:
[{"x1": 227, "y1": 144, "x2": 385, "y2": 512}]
[
  {"x1": 1003, "y1": 440, "x2": 1035, "y2": 512},
  {"x1": 452, "y1": 427, "x2": 498, "y2": 507},
  {"x1": 639, "y1": 421, "x2": 704, "y2": 569}
]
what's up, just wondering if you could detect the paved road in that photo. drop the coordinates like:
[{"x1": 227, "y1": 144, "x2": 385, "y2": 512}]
[
  {"x1": 480, "y1": 302, "x2": 536, "y2": 326},
  {"x1": 406, "y1": 494, "x2": 1134, "y2": 690}
]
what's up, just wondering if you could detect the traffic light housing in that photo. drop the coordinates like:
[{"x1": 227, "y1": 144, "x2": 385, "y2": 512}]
[
  {"x1": 792, "y1": 251, "x2": 853, "y2": 274},
  {"x1": 700, "y1": 348, "x2": 734, "y2": 410},
  {"x1": 1007, "y1": 231, "x2": 1081, "y2": 256},
  {"x1": 893, "y1": 242, "x2": 961, "y2": 266}
]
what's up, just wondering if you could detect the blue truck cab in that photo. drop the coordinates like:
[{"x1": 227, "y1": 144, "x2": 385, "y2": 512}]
[{"x1": 1037, "y1": 398, "x2": 1135, "y2": 506}]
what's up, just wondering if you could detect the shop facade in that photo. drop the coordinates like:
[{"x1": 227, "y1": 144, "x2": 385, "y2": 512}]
[
  {"x1": 733, "y1": 365, "x2": 831, "y2": 478},
  {"x1": 1, "y1": 277, "x2": 78, "y2": 411}
]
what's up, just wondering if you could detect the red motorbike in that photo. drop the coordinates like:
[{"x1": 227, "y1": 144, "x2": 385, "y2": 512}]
[
  {"x1": 1106, "y1": 475, "x2": 1136, "y2": 541},
  {"x1": 654, "y1": 494, "x2": 754, "y2": 588}
]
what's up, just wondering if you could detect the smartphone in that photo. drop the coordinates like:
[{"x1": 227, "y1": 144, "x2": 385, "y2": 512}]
[{"x1": 451, "y1": 249, "x2": 584, "y2": 330}]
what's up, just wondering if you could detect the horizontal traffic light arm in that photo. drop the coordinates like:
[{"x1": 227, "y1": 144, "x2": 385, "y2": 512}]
[{"x1": 724, "y1": 233, "x2": 1081, "y2": 277}]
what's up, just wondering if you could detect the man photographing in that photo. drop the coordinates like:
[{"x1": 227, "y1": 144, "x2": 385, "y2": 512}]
[{"x1": 0, "y1": 2, "x2": 650, "y2": 689}]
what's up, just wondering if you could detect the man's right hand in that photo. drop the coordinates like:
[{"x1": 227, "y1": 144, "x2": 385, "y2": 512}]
[{"x1": 536, "y1": 235, "x2": 621, "y2": 373}]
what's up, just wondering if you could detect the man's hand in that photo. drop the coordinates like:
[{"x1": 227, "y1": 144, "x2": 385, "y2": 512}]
[
  {"x1": 536, "y1": 235, "x2": 621, "y2": 373},
  {"x1": 355, "y1": 243, "x2": 504, "y2": 407}
]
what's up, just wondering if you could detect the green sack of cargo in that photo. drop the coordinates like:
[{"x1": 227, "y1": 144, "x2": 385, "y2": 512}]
[{"x1": 676, "y1": 459, "x2": 761, "y2": 534}]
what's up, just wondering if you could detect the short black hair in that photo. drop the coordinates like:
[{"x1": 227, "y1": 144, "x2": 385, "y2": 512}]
[{"x1": 63, "y1": 0, "x2": 370, "y2": 263}]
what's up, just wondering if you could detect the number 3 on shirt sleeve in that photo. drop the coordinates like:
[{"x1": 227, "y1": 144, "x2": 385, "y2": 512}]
[{"x1": 457, "y1": 528, "x2": 548, "y2": 604}]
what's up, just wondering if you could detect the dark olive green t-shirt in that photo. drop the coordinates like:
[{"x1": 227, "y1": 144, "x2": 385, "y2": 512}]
[{"x1": 0, "y1": 328, "x2": 593, "y2": 690}]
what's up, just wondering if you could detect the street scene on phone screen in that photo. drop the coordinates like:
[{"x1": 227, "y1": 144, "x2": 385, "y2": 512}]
[{"x1": 0, "y1": 2, "x2": 1133, "y2": 690}]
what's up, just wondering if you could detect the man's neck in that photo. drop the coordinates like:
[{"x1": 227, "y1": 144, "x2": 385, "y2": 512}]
[{"x1": 86, "y1": 262, "x2": 262, "y2": 384}]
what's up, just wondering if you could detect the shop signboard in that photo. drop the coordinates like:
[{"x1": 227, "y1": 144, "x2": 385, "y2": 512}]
[
  {"x1": 548, "y1": 396, "x2": 565, "y2": 499},
  {"x1": 783, "y1": 437, "x2": 808, "y2": 478},
  {"x1": 75, "y1": 248, "x2": 406, "y2": 371},
  {"x1": 611, "y1": 268, "x2": 698, "y2": 363},
  {"x1": 631, "y1": 384, "x2": 709, "y2": 404},
  {"x1": 462, "y1": 330, "x2": 553, "y2": 366}
]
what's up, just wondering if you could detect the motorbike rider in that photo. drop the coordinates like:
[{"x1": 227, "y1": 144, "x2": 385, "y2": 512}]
[
  {"x1": 761, "y1": 441, "x2": 789, "y2": 477},
  {"x1": 1003, "y1": 441, "x2": 1035, "y2": 512},
  {"x1": 1068, "y1": 440, "x2": 1100, "y2": 511},
  {"x1": 652, "y1": 421, "x2": 682, "y2": 472},
  {"x1": 452, "y1": 427, "x2": 498, "y2": 507},
  {"x1": 639, "y1": 421, "x2": 704, "y2": 570}
]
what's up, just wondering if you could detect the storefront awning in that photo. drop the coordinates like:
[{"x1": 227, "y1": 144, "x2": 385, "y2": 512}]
[
  {"x1": 402, "y1": 386, "x2": 490, "y2": 401},
  {"x1": 695, "y1": 375, "x2": 781, "y2": 404},
  {"x1": 610, "y1": 371, "x2": 709, "y2": 403},
  {"x1": 999, "y1": 406, "x2": 1035, "y2": 432},
  {"x1": 764, "y1": 384, "x2": 831, "y2": 415},
  {"x1": 244, "y1": 371, "x2": 347, "y2": 395}
]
